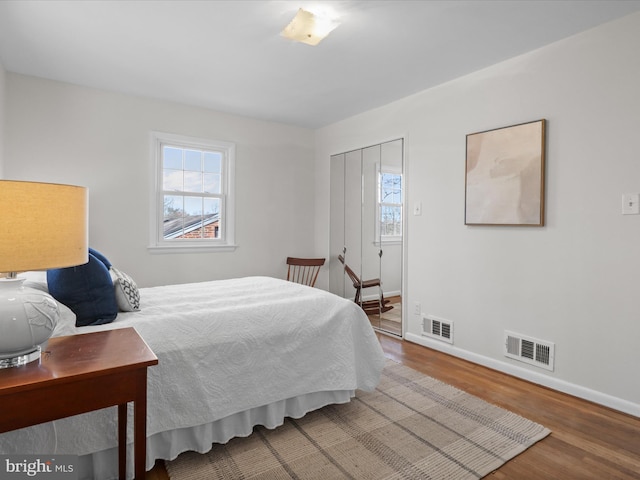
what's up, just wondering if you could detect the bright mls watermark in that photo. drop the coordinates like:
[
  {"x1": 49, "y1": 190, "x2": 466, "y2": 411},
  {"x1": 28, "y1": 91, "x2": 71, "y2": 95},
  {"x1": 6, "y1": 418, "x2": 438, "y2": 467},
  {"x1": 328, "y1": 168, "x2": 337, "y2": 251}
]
[{"x1": 0, "y1": 456, "x2": 77, "y2": 479}]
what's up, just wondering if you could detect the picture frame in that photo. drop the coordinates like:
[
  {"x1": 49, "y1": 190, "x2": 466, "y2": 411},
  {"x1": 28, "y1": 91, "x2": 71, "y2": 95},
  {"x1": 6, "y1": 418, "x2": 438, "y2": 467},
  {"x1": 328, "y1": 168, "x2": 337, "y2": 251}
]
[{"x1": 465, "y1": 119, "x2": 546, "y2": 226}]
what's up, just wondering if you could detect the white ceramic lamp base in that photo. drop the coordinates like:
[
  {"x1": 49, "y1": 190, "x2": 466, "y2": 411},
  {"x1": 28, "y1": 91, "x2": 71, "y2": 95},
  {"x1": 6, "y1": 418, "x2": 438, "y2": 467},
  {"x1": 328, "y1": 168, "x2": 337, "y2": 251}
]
[{"x1": 0, "y1": 278, "x2": 60, "y2": 368}]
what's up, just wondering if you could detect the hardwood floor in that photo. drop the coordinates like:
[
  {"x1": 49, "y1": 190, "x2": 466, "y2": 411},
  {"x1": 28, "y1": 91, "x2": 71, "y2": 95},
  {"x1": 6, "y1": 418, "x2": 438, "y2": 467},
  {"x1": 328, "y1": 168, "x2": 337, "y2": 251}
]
[
  {"x1": 368, "y1": 295, "x2": 402, "y2": 336},
  {"x1": 378, "y1": 333, "x2": 640, "y2": 479},
  {"x1": 148, "y1": 334, "x2": 640, "y2": 479}
]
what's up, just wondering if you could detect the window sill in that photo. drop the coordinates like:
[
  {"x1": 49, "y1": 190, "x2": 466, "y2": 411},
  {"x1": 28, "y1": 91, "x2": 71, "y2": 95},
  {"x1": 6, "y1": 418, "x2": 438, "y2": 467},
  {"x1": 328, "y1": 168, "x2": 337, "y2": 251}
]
[
  {"x1": 373, "y1": 239, "x2": 403, "y2": 246},
  {"x1": 147, "y1": 244, "x2": 238, "y2": 254}
]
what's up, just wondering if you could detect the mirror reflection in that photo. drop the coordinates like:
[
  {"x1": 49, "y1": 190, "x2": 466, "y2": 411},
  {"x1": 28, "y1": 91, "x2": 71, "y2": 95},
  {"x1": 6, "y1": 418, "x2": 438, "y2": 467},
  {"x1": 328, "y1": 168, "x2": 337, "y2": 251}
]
[{"x1": 330, "y1": 139, "x2": 404, "y2": 336}]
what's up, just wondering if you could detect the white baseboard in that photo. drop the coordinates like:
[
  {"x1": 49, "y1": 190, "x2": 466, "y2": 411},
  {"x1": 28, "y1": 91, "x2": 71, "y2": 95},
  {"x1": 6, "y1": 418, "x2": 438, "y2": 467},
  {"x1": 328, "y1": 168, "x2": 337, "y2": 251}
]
[{"x1": 405, "y1": 332, "x2": 640, "y2": 418}]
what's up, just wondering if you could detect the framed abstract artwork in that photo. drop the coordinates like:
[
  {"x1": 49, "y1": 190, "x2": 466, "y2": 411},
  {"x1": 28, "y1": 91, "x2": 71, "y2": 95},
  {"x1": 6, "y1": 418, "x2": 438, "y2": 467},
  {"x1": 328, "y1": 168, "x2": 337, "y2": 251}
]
[{"x1": 465, "y1": 119, "x2": 546, "y2": 226}]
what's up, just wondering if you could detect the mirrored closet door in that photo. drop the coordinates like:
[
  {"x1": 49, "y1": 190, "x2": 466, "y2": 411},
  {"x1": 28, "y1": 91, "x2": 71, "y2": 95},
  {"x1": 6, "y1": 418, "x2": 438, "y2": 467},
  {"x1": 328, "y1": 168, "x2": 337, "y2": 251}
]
[{"x1": 329, "y1": 139, "x2": 404, "y2": 336}]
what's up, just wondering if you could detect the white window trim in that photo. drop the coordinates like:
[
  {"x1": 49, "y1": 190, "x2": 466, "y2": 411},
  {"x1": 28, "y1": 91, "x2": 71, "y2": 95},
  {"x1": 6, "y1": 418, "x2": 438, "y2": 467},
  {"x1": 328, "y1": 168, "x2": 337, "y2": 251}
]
[{"x1": 148, "y1": 131, "x2": 236, "y2": 254}]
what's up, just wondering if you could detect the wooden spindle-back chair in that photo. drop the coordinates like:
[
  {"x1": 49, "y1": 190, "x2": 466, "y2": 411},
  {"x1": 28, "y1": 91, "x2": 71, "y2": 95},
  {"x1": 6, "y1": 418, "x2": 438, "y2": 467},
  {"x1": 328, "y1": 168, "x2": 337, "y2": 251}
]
[
  {"x1": 338, "y1": 255, "x2": 393, "y2": 314},
  {"x1": 286, "y1": 257, "x2": 326, "y2": 288}
]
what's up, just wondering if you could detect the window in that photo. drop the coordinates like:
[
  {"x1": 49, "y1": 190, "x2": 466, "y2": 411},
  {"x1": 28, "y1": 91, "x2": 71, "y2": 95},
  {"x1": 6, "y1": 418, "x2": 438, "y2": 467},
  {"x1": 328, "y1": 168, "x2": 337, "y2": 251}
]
[
  {"x1": 378, "y1": 170, "x2": 403, "y2": 242},
  {"x1": 149, "y1": 132, "x2": 235, "y2": 252}
]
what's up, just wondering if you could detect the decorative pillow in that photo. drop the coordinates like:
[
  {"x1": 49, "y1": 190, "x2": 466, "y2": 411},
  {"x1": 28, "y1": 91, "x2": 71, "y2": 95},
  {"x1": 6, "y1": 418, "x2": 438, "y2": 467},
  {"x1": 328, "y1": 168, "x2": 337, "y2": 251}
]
[
  {"x1": 52, "y1": 301, "x2": 77, "y2": 336},
  {"x1": 22, "y1": 271, "x2": 49, "y2": 293},
  {"x1": 47, "y1": 252, "x2": 118, "y2": 327},
  {"x1": 111, "y1": 266, "x2": 140, "y2": 312},
  {"x1": 89, "y1": 247, "x2": 112, "y2": 269}
]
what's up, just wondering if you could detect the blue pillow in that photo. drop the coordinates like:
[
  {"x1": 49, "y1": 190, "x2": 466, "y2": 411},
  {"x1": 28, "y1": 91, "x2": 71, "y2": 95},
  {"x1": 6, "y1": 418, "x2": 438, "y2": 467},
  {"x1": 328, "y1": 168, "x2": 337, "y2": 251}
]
[
  {"x1": 47, "y1": 252, "x2": 118, "y2": 327},
  {"x1": 89, "y1": 247, "x2": 112, "y2": 269}
]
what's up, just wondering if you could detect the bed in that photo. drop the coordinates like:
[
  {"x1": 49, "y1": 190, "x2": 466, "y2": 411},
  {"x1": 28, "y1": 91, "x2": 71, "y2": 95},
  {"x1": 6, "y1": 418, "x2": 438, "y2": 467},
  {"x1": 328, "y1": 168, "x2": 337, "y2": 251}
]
[{"x1": 0, "y1": 274, "x2": 386, "y2": 480}]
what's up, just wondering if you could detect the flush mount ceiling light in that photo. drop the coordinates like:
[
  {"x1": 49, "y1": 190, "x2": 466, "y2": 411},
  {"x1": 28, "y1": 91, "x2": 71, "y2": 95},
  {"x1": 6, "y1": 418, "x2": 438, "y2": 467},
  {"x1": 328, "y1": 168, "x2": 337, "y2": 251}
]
[{"x1": 281, "y1": 8, "x2": 339, "y2": 46}]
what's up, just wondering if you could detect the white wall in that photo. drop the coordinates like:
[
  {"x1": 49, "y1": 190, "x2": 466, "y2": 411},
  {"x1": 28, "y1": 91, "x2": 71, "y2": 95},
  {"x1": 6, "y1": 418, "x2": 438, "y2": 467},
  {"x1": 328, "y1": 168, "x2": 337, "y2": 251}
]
[
  {"x1": 0, "y1": 60, "x2": 5, "y2": 177},
  {"x1": 4, "y1": 74, "x2": 316, "y2": 287},
  {"x1": 315, "y1": 12, "x2": 640, "y2": 415}
]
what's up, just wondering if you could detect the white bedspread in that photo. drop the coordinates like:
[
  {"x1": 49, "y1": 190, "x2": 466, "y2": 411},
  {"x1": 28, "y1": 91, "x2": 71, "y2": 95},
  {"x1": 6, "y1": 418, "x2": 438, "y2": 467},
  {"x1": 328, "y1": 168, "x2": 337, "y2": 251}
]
[{"x1": 0, "y1": 276, "x2": 385, "y2": 464}]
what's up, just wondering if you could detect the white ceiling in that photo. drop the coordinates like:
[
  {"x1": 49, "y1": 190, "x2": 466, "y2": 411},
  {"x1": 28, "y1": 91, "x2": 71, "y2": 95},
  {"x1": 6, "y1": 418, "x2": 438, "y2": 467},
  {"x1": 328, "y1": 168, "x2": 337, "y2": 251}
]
[{"x1": 1, "y1": 0, "x2": 639, "y2": 128}]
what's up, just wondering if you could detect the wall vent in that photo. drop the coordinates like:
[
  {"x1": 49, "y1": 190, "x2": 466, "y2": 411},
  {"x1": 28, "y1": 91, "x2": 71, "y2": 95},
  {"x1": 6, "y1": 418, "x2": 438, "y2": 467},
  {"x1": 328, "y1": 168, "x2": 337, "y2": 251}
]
[
  {"x1": 504, "y1": 331, "x2": 555, "y2": 371},
  {"x1": 422, "y1": 315, "x2": 453, "y2": 344}
]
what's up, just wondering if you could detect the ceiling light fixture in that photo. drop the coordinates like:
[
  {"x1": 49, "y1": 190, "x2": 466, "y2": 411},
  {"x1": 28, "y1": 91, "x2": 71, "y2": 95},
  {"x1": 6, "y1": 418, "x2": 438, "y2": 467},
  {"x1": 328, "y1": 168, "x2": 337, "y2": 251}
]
[{"x1": 281, "y1": 8, "x2": 339, "y2": 46}]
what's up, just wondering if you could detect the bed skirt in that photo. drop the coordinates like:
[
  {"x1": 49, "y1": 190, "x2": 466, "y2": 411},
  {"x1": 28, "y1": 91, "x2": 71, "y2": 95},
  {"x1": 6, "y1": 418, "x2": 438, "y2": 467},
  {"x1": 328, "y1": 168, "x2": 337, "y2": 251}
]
[{"x1": 77, "y1": 389, "x2": 355, "y2": 480}]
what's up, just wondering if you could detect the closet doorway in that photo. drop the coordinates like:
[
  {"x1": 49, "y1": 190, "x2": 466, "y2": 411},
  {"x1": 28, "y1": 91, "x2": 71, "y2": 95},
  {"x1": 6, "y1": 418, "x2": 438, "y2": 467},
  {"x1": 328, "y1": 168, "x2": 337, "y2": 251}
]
[{"x1": 330, "y1": 139, "x2": 404, "y2": 336}]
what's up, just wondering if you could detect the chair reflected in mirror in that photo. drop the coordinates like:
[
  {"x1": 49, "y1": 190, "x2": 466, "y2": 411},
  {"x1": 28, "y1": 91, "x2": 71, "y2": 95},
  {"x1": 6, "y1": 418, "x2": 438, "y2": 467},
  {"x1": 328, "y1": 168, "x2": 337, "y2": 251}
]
[
  {"x1": 286, "y1": 257, "x2": 325, "y2": 288},
  {"x1": 338, "y1": 255, "x2": 393, "y2": 315}
]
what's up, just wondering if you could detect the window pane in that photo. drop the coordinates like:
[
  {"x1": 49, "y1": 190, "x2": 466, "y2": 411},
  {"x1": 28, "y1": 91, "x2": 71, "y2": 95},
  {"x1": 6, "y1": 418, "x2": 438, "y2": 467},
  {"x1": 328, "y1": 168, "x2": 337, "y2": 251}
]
[
  {"x1": 381, "y1": 205, "x2": 402, "y2": 236},
  {"x1": 183, "y1": 171, "x2": 202, "y2": 193},
  {"x1": 184, "y1": 196, "x2": 202, "y2": 216},
  {"x1": 381, "y1": 174, "x2": 401, "y2": 202},
  {"x1": 393, "y1": 207, "x2": 402, "y2": 235},
  {"x1": 184, "y1": 150, "x2": 202, "y2": 172},
  {"x1": 381, "y1": 174, "x2": 395, "y2": 201},
  {"x1": 163, "y1": 169, "x2": 183, "y2": 191},
  {"x1": 204, "y1": 197, "x2": 220, "y2": 216},
  {"x1": 203, "y1": 173, "x2": 221, "y2": 194},
  {"x1": 394, "y1": 176, "x2": 402, "y2": 203},
  {"x1": 204, "y1": 152, "x2": 222, "y2": 173},
  {"x1": 181, "y1": 197, "x2": 203, "y2": 239},
  {"x1": 163, "y1": 195, "x2": 183, "y2": 217},
  {"x1": 203, "y1": 198, "x2": 220, "y2": 239},
  {"x1": 163, "y1": 147, "x2": 182, "y2": 169},
  {"x1": 381, "y1": 206, "x2": 390, "y2": 234},
  {"x1": 163, "y1": 195, "x2": 184, "y2": 238}
]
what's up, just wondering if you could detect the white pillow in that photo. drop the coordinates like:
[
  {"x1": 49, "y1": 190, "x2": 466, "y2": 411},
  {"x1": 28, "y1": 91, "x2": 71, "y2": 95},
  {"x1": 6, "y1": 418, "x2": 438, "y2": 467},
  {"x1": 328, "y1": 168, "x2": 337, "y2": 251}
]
[
  {"x1": 20, "y1": 272, "x2": 78, "y2": 337},
  {"x1": 52, "y1": 302, "x2": 78, "y2": 337},
  {"x1": 110, "y1": 267, "x2": 140, "y2": 312},
  {"x1": 21, "y1": 271, "x2": 49, "y2": 293}
]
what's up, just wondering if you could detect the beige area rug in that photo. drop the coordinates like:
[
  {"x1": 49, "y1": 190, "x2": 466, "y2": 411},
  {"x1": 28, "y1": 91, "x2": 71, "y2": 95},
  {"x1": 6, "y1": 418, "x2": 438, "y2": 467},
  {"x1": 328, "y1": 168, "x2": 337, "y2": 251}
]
[{"x1": 166, "y1": 360, "x2": 550, "y2": 479}]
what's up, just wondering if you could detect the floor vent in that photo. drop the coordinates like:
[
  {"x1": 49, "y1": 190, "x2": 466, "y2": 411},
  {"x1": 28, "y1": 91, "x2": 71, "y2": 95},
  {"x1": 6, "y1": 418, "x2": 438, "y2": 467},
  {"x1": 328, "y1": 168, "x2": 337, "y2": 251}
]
[
  {"x1": 504, "y1": 331, "x2": 555, "y2": 371},
  {"x1": 422, "y1": 315, "x2": 453, "y2": 344}
]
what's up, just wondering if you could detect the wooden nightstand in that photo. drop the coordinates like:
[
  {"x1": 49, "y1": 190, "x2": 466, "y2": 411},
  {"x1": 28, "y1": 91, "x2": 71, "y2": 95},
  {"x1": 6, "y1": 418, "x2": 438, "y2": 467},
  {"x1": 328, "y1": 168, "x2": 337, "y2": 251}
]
[{"x1": 0, "y1": 327, "x2": 158, "y2": 480}]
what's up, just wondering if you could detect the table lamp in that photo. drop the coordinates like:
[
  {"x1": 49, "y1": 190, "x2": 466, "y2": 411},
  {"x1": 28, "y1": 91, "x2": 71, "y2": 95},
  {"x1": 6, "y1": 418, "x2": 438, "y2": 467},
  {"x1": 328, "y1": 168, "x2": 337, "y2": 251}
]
[{"x1": 0, "y1": 180, "x2": 88, "y2": 368}]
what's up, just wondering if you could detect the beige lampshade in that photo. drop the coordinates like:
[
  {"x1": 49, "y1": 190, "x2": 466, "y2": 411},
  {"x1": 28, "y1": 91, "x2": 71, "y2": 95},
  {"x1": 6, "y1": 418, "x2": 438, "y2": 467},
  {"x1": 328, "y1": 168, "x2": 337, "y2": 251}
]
[{"x1": 0, "y1": 180, "x2": 88, "y2": 272}]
